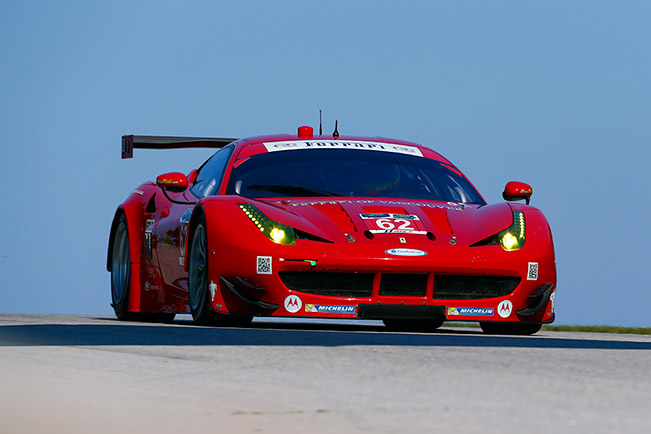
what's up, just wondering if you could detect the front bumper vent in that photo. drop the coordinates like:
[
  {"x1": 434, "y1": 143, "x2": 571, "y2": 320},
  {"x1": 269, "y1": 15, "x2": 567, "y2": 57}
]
[
  {"x1": 433, "y1": 275, "x2": 520, "y2": 300},
  {"x1": 379, "y1": 274, "x2": 428, "y2": 297},
  {"x1": 279, "y1": 271, "x2": 373, "y2": 297}
]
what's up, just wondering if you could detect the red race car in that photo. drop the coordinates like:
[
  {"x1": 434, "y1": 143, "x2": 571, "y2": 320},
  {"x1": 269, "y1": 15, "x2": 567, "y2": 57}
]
[{"x1": 108, "y1": 126, "x2": 556, "y2": 334}]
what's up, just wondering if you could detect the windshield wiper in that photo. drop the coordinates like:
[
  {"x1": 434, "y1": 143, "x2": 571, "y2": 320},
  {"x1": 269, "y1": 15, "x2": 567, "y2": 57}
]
[{"x1": 247, "y1": 184, "x2": 342, "y2": 197}]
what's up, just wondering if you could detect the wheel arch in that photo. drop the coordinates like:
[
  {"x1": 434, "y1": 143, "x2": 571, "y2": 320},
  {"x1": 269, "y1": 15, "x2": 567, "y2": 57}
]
[{"x1": 107, "y1": 195, "x2": 149, "y2": 313}]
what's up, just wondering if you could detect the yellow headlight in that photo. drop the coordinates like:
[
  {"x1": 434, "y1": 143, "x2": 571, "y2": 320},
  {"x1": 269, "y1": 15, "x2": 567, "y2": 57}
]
[
  {"x1": 238, "y1": 203, "x2": 296, "y2": 245},
  {"x1": 270, "y1": 228, "x2": 286, "y2": 243},
  {"x1": 498, "y1": 211, "x2": 526, "y2": 251}
]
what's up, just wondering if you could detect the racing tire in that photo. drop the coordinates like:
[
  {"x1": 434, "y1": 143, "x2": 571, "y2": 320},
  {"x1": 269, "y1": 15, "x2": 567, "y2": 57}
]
[
  {"x1": 188, "y1": 216, "x2": 252, "y2": 327},
  {"x1": 479, "y1": 322, "x2": 542, "y2": 335},
  {"x1": 383, "y1": 317, "x2": 445, "y2": 332},
  {"x1": 111, "y1": 214, "x2": 135, "y2": 321},
  {"x1": 111, "y1": 215, "x2": 177, "y2": 323}
]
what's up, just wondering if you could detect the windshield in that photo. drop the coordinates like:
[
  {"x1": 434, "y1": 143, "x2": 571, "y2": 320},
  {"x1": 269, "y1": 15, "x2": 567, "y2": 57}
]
[{"x1": 225, "y1": 149, "x2": 485, "y2": 204}]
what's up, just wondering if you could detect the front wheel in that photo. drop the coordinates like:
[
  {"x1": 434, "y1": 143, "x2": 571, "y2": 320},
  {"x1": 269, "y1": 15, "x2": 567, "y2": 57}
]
[
  {"x1": 480, "y1": 322, "x2": 542, "y2": 335},
  {"x1": 188, "y1": 216, "x2": 254, "y2": 327}
]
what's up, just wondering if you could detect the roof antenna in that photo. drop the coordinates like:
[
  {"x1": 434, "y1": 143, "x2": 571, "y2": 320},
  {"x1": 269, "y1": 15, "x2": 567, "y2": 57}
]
[
  {"x1": 319, "y1": 110, "x2": 323, "y2": 136},
  {"x1": 333, "y1": 120, "x2": 339, "y2": 139}
]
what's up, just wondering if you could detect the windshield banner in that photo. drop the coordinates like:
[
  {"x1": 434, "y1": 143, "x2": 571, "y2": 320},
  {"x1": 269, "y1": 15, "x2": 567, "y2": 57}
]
[{"x1": 263, "y1": 140, "x2": 423, "y2": 157}]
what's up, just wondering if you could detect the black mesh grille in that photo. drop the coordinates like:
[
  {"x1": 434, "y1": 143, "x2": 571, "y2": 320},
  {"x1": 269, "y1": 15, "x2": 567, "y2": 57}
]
[
  {"x1": 434, "y1": 275, "x2": 520, "y2": 300},
  {"x1": 279, "y1": 272, "x2": 374, "y2": 297},
  {"x1": 379, "y1": 274, "x2": 428, "y2": 297}
]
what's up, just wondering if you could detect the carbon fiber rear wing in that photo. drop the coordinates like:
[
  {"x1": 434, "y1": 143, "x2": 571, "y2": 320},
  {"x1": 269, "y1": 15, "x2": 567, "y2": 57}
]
[{"x1": 121, "y1": 135, "x2": 238, "y2": 159}]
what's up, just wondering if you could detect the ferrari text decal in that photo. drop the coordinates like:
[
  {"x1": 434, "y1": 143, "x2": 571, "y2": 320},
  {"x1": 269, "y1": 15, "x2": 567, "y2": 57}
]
[
  {"x1": 447, "y1": 307, "x2": 494, "y2": 316},
  {"x1": 305, "y1": 304, "x2": 356, "y2": 314},
  {"x1": 280, "y1": 199, "x2": 465, "y2": 211},
  {"x1": 263, "y1": 140, "x2": 423, "y2": 157}
]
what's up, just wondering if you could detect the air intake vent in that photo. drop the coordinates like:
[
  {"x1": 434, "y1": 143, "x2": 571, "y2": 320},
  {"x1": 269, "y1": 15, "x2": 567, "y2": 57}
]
[
  {"x1": 434, "y1": 275, "x2": 520, "y2": 299},
  {"x1": 379, "y1": 274, "x2": 428, "y2": 296},
  {"x1": 313, "y1": 204, "x2": 356, "y2": 233},
  {"x1": 279, "y1": 271, "x2": 373, "y2": 297}
]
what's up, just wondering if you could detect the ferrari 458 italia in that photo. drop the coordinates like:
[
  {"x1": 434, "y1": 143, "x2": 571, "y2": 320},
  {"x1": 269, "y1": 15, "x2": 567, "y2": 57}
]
[{"x1": 108, "y1": 126, "x2": 556, "y2": 334}]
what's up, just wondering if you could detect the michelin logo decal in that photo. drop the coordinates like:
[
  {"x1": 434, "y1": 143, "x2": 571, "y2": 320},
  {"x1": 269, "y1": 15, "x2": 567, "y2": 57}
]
[
  {"x1": 446, "y1": 307, "x2": 494, "y2": 316},
  {"x1": 305, "y1": 304, "x2": 356, "y2": 314}
]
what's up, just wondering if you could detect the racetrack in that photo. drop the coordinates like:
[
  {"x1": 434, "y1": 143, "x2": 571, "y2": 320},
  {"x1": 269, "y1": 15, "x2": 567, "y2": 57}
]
[{"x1": 1, "y1": 315, "x2": 650, "y2": 433}]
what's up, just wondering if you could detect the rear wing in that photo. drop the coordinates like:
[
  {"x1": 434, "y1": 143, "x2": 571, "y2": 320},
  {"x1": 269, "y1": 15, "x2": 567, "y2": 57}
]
[{"x1": 121, "y1": 135, "x2": 238, "y2": 159}]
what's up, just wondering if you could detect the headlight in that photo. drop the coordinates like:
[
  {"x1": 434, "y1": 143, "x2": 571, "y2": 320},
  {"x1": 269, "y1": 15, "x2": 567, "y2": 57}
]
[
  {"x1": 238, "y1": 203, "x2": 296, "y2": 245},
  {"x1": 498, "y1": 211, "x2": 525, "y2": 251}
]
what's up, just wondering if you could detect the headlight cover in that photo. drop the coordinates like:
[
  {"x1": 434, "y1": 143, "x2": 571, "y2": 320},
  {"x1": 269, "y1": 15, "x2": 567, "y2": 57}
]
[
  {"x1": 238, "y1": 203, "x2": 296, "y2": 245},
  {"x1": 499, "y1": 211, "x2": 526, "y2": 251}
]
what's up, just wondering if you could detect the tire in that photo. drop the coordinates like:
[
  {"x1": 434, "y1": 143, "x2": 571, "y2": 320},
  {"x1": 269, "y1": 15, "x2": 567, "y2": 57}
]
[
  {"x1": 479, "y1": 322, "x2": 542, "y2": 335},
  {"x1": 188, "y1": 216, "x2": 222, "y2": 325},
  {"x1": 383, "y1": 317, "x2": 445, "y2": 332},
  {"x1": 111, "y1": 214, "x2": 133, "y2": 321},
  {"x1": 110, "y1": 214, "x2": 176, "y2": 323}
]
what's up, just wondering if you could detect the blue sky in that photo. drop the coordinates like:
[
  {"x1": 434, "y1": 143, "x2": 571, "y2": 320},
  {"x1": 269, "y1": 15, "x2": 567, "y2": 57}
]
[{"x1": 1, "y1": 1, "x2": 649, "y2": 326}]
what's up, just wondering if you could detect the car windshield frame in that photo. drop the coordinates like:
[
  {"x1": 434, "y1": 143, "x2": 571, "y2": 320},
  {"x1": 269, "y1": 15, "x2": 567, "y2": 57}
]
[{"x1": 224, "y1": 148, "x2": 486, "y2": 205}]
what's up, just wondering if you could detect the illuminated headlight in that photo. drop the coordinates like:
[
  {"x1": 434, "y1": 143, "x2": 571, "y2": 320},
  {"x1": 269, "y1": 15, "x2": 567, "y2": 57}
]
[
  {"x1": 498, "y1": 211, "x2": 526, "y2": 251},
  {"x1": 238, "y1": 203, "x2": 296, "y2": 245}
]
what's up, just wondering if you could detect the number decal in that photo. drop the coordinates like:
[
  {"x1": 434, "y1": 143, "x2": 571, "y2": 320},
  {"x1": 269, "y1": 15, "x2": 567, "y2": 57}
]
[{"x1": 360, "y1": 213, "x2": 426, "y2": 235}]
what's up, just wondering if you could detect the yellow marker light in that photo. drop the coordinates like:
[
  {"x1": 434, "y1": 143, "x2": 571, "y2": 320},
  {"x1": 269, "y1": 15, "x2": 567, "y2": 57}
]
[
  {"x1": 498, "y1": 211, "x2": 526, "y2": 251},
  {"x1": 238, "y1": 203, "x2": 296, "y2": 245}
]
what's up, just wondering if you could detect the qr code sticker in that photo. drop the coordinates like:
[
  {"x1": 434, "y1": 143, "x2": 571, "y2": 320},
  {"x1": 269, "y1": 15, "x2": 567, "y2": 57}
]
[
  {"x1": 527, "y1": 262, "x2": 539, "y2": 281},
  {"x1": 257, "y1": 256, "x2": 272, "y2": 275}
]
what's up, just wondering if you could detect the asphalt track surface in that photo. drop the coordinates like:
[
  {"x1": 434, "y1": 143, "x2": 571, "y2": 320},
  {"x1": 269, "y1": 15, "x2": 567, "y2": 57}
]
[{"x1": 1, "y1": 315, "x2": 650, "y2": 434}]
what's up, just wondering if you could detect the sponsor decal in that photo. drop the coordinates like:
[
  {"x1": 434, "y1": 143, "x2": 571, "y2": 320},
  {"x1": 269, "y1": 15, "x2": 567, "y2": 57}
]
[
  {"x1": 549, "y1": 290, "x2": 556, "y2": 315},
  {"x1": 284, "y1": 295, "x2": 302, "y2": 313},
  {"x1": 282, "y1": 199, "x2": 466, "y2": 211},
  {"x1": 179, "y1": 208, "x2": 193, "y2": 223},
  {"x1": 145, "y1": 219, "x2": 156, "y2": 233},
  {"x1": 446, "y1": 307, "x2": 494, "y2": 316},
  {"x1": 399, "y1": 237, "x2": 407, "y2": 243},
  {"x1": 263, "y1": 140, "x2": 424, "y2": 157},
  {"x1": 497, "y1": 300, "x2": 513, "y2": 318},
  {"x1": 361, "y1": 213, "x2": 426, "y2": 234},
  {"x1": 257, "y1": 256, "x2": 272, "y2": 275},
  {"x1": 527, "y1": 262, "x2": 539, "y2": 281},
  {"x1": 133, "y1": 189, "x2": 144, "y2": 195},
  {"x1": 386, "y1": 248, "x2": 427, "y2": 257},
  {"x1": 305, "y1": 304, "x2": 356, "y2": 314}
]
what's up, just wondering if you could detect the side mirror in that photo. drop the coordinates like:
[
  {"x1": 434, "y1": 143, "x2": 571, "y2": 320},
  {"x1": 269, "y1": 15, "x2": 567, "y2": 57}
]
[
  {"x1": 156, "y1": 172, "x2": 189, "y2": 193},
  {"x1": 503, "y1": 181, "x2": 533, "y2": 205}
]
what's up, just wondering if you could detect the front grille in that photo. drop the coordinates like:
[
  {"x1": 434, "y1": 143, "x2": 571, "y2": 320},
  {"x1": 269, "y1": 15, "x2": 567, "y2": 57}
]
[
  {"x1": 279, "y1": 271, "x2": 373, "y2": 297},
  {"x1": 379, "y1": 274, "x2": 428, "y2": 297},
  {"x1": 433, "y1": 275, "x2": 520, "y2": 300}
]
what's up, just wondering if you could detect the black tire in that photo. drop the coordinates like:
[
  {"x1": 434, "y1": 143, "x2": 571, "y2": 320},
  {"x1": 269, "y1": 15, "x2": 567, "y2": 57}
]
[
  {"x1": 479, "y1": 322, "x2": 542, "y2": 335},
  {"x1": 187, "y1": 216, "x2": 226, "y2": 325},
  {"x1": 111, "y1": 214, "x2": 134, "y2": 321},
  {"x1": 110, "y1": 214, "x2": 176, "y2": 323},
  {"x1": 383, "y1": 317, "x2": 445, "y2": 332}
]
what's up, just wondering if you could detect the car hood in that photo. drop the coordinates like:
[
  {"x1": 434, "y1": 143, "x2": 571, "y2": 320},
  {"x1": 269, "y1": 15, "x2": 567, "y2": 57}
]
[{"x1": 249, "y1": 197, "x2": 514, "y2": 246}]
